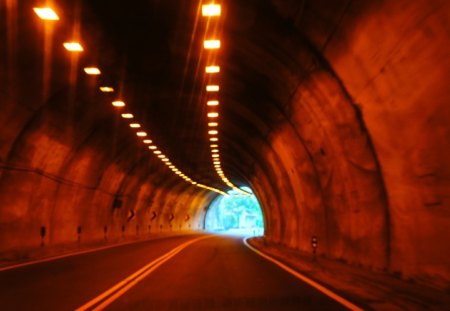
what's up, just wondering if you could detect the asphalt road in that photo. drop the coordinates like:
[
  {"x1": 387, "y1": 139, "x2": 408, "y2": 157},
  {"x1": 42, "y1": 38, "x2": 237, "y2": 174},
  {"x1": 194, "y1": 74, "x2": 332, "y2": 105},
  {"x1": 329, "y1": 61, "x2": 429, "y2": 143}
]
[{"x1": 0, "y1": 234, "x2": 351, "y2": 310}]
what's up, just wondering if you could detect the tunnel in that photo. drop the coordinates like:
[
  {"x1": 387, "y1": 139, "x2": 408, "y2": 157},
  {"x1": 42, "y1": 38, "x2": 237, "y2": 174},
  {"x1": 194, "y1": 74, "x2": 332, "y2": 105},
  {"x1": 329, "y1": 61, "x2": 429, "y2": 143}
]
[{"x1": 1, "y1": 0, "x2": 449, "y2": 309}]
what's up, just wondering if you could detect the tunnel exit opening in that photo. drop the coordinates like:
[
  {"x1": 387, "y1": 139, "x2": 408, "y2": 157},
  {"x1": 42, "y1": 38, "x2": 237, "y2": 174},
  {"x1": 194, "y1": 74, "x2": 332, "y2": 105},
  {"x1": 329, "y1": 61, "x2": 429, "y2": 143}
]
[{"x1": 204, "y1": 187, "x2": 264, "y2": 236}]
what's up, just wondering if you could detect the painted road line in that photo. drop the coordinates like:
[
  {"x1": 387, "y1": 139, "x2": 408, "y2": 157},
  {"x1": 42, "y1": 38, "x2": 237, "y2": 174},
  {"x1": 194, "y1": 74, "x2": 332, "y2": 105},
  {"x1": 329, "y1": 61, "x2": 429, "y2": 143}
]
[
  {"x1": 0, "y1": 234, "x2": 191, "y2": 272},
  {"x1": 243, "y1": 238, "x2": 364, "y2": 311},
  {"x1": 76, "y1": 235, "x2": 214, "y2": 311}
]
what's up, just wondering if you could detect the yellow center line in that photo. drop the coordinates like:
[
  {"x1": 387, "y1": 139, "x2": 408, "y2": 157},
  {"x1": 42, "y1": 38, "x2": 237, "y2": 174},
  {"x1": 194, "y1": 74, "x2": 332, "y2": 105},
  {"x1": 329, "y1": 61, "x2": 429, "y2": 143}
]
[{"x1": 76, "y1": 235, "x2": 214, "y2": 311}]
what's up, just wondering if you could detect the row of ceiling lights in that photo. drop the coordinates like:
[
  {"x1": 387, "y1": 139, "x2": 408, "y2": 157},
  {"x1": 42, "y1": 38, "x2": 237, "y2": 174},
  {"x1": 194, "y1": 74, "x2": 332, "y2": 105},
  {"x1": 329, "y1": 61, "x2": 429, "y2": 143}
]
[
  {"x1": 201, "y1": 4, "x2": 249, "y2": 196},
  {"x1": 33, "y1": 6, "x2": 227, "y2": 196}
]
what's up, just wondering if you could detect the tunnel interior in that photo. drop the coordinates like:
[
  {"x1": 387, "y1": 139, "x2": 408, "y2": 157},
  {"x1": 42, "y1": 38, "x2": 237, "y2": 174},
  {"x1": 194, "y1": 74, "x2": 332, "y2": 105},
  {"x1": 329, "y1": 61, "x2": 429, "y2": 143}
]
[{"x1": 1, "y1": 0, "x2": 449, "y2": 289}]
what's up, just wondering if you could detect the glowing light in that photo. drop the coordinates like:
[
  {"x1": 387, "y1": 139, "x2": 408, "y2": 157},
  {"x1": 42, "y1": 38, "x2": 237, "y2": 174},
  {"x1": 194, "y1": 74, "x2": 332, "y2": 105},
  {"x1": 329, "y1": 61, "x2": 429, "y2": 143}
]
[
  {"x1": 205, "y1": 66, "x2": 220, "y2": 73},
  {"x1": 154, "y1": 150, "x2": 162, "y2": 155},
  {"x1": 206, "y1": 85, "x2": 219, "y2": 92},
  {"x1": 204, "y1": 40, "x2": 221, "y2": 49},
  {"x1": 136, "y1": 131, "x2": 147, "y2": 137},
  {"x1": 84, "y1": 67, "x2": 101, "y2": 75},
  {"x1": 121, "y1": 113, "x2": 133, "y2": 119},
  {"x1": 143, "y1": 139, "x2": 152, "y2": 144},
  {"x1": 210, "y1": 137, "x2": 219, "y2": 142},
  {"x1": 100, "y1": 86, "x2": 114, "y2": 92},
  {"x1": 210, "y1": 144, "x2": 218, "y2": 148},
  {"x1": 63, "y1": 42, "x2": 83, "y2": 52},
  {"x1": 207, "y1": 112, "x2": 219, "y2": 118},
  {"x1": 162, "y1": 158, "x2": 169, "y2": 162},
  {"x1": 130, "y1": 123, "x2": 141, "y2": 128},
  {"x1": 212, "y1": 154, "x2": 220, "y2": 158},
  {"x1": 211, "y1": 149, "x2": 219, "y2": 153},
  {"x1": 202, "y1": 4, "x2": 221, "y2": 16},
  {"x1": 158, "y1": 155, "x2": 165, "y2": 159},
  {"x1": 208, "y1": 130, "x2": 218, "y2": 135},
  {"x1": 33, "y1": 8, "x2": 59, "y2": 20},
  {"x1": 207, "y1": 100, "x2": 219, "y2": 106},
  {"x1": 112, "y1": 101, "x2": 125, "y2": 107}
]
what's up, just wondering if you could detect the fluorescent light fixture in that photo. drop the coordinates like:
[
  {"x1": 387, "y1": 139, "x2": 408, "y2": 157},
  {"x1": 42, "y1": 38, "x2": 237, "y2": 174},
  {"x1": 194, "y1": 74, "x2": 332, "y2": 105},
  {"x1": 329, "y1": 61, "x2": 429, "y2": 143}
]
[
  {"x1": 208, "y1": 130, "x2": 218, "y2": 135},
  {"x1": 100, "y1": 86, "x2": 114, "y2": 93},
  {"x1": 207, "y1": 112, "x2": 219, "y2": 118},
  {"x1": 149, "y1": 145, "x2": 157, "y2": 150},
  {"x1": 84, "y1": 67, "x2": 101, "y2": 75},
  {"x1": 112, "y1": 101, "x2": 125, "y2": 107},
  {"x1": 211, "y1": 149, "x2": 219, "y2": 153},
  {"x1": 121, "y1": 113, "x2": 133, "y2": 119},
  {"x1": 130, "y1": 123, "x2": 141, "y2": 128},
  {"x1": 207, "y1": 100, "x2": 219, "y2": 106},
  {"x1": 202, "y1": 4, "x2": 221, "y2": 16},
  {"x1": 208, "y1": 122, "x2": 218, "y2": 127},
  {"x1": 33, "y1": 7, "x2": 59, "y2": 20},
  {"x1": 210, "y1": 144, "x2": 218, "y2": 148},
  {"x1": 158, "y1": 155, "x2": 165, "y2": 159},
  {"x1": 204, "y1": 40, "x2": 221, "y2": 49},
  {"x1": 63, "y1": 42, "x2": 83, "y2": 52},
  {"x1": 205, "y1": 66, "x2": 220, "y2": 73},
  {"x1": 143, "y1": 139, "x2": 152, "y2": 144},
  {"x1": 154, "y1": 150, "x2": 162, "y2": 155},
  {"x1": 162, "y1": 158, "x2": 169, "y2": 162},
  {"x1": 136, "y1": 131, "x2": 147, "y2": 137},
  {"x1": 210, "y1": 137, "x2": 219, "y2": 141},
  {"x1": 212, "y1": 154, "x2": 219, "y2": 158},
  {"x1": 206, "y1": 85, "x2": 219, "y2": 92}
]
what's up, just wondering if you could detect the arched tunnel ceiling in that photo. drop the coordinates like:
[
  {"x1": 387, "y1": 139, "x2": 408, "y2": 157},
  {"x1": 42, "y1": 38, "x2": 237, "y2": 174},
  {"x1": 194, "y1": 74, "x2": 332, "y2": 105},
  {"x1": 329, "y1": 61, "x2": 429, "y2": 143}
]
[{"x1": 58, "y1": 0, "x2": 335, "y2": 190}]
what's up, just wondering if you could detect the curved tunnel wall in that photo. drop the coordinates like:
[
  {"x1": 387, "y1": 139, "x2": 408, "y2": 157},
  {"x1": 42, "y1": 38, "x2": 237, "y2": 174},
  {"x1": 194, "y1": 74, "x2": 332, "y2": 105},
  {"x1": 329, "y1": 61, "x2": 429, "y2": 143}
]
[
  {"x1": 1, "y1": 0, "x2": 449, "y2": 288},
  {"x1": 224, "y1": 0, "x2": 450, "y2": 284}
]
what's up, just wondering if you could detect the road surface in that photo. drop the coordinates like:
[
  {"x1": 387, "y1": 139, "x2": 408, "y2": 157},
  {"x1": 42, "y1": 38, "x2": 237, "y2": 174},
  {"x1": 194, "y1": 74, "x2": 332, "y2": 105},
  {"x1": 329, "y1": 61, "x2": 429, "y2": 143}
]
[{"x1": 0, "y1": 234, "x2": 353, "y2": 310}]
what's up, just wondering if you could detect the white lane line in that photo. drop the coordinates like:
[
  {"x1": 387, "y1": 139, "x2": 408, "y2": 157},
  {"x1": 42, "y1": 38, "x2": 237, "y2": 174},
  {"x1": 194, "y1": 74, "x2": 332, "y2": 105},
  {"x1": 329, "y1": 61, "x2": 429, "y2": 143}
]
[
  {"x1": 0, "y1": 236, "x2": 187, "y2": 272},
  {"x1": 76, "y1": 235, "x2": 214, "y2": 311},
  {"x1": 243, "y1": 238, "x2": 364, "y2": 311}
]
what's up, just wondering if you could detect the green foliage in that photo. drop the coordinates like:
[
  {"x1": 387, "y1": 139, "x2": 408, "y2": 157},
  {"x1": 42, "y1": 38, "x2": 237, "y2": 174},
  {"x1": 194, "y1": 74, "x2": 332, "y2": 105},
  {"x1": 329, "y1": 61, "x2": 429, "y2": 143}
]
[{"x1": 205, "y1": 190, "x2": 264, "y2": 231}]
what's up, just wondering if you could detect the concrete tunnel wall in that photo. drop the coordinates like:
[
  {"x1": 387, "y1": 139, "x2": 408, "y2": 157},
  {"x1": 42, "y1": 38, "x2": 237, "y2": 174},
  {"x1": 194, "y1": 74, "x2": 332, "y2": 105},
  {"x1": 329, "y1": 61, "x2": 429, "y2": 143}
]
[{"x1": 1, "y1": 0, "x2": 450, "y2": 288}]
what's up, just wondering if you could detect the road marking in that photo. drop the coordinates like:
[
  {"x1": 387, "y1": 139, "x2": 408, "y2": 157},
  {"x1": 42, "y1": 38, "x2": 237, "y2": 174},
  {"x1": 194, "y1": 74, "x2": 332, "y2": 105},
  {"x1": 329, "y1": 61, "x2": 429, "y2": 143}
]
[
  {"x1": 76, "y1": 235, "x2": 214, "y2": 311},
  {"x1": 243, "y1": 238, "x2": 364, "y2": 311},
  {"x1": 0, "y1": 234, "x2": 192, "y2": 272}
]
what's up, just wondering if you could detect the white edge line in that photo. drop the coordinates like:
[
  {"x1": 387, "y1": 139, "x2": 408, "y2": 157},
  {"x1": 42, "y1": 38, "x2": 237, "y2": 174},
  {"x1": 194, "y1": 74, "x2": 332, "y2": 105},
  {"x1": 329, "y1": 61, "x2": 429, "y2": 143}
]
[
  {"x1": 77, "y1": 235, "x2": 213, "y2": 311},
  {"x1": 243, "y1": 237, "x2": 364, "y2": 311},
  {"x1": 0, "y1": 234, "x2": 192, "y2": 272}
]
